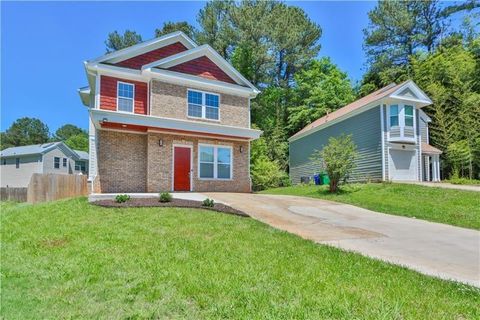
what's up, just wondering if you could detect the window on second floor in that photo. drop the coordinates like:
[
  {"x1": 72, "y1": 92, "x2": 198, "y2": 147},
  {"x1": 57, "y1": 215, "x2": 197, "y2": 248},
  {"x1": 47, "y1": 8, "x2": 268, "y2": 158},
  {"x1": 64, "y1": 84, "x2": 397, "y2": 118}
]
[
  {"x1": 117, "y1": 82, "x2": 134, "y2": 113},
  {"x1": 187, "y1": 90, "x2": 220, "y2": 120},
  {"x1": 390, "y1": 105, "x2": 399, "y2": 127},
  {"x1": 54, "y1": 157, "x2": 60, "y2": 169},
  {"x1": 404, "y1": 105, "x2": 414, "y2": 127}
]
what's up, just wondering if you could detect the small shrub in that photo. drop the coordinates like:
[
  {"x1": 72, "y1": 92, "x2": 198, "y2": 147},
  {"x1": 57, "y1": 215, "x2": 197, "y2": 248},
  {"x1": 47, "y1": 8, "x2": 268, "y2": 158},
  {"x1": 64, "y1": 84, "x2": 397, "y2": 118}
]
[
  {"x1": 159, "y1": 192, "x2": 173, "y2": 203},
  {"x1": 115, "y1": 194, "x2": 130, "y2": 203},
  {"x1": 202, "y1": 198, "x2": 215, "y2": 207}
]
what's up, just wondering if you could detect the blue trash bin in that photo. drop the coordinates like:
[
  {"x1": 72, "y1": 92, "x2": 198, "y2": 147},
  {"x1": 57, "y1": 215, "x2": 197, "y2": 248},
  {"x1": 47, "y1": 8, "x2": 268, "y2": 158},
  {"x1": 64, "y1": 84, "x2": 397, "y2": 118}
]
[{"x1": 313, "y1": 174, "x2": 321, "y2": 185}]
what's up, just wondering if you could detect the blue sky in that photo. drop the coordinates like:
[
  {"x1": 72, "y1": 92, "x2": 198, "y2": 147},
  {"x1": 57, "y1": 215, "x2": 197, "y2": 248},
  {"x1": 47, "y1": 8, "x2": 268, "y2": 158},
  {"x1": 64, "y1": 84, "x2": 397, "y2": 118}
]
[{"x1": 1, "y1": 1, "x2": 375, "y2": 133}]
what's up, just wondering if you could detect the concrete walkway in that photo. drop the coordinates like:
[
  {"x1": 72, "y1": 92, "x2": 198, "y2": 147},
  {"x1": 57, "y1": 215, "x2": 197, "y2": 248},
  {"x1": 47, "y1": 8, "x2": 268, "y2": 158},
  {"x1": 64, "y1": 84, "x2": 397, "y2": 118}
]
[
  {"x1": 403, "y1": 181, "x2": 480, "y2": 192},
  {"x1": 206, "y1": 192, "x2": 480, "y2": 287}
]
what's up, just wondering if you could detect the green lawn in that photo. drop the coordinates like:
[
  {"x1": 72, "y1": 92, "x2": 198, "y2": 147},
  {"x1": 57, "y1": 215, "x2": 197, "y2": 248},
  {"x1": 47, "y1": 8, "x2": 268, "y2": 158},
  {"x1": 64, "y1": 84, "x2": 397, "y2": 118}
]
[
  {"x1": 1, "y1": 198, "x2": 479, "y2": 319},
  {"x1": 261, "y1": 183, "x2": 480, "y2": 230}
]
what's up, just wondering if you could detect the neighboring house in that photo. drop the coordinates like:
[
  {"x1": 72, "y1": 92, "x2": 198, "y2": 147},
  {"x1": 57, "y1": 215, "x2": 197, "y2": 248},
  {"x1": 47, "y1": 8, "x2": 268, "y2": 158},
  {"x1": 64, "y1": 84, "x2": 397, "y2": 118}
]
[
  {"x1": 0, "y1": 142, "x2": 89, "y2": 187},
  {"x1": 289, "y1": 80, "x2": 442, "y2": 184},
  {"x1": 78, "y1": 31, "x2": 261, "y2": 193}
]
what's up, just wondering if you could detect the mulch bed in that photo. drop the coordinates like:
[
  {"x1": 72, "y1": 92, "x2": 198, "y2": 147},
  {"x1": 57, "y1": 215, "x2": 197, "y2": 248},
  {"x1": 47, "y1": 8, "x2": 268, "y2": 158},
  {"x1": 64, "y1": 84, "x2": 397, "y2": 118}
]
[{"x1": 91, "y1": 198, "x2": 249, "y2": 217}]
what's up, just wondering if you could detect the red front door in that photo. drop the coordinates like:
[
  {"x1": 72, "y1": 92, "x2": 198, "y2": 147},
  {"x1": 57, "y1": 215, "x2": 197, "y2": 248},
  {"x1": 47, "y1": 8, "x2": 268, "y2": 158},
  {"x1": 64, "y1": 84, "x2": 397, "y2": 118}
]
[{"x1": 174, "y1": 146, "x2": 191, "y2": 191}]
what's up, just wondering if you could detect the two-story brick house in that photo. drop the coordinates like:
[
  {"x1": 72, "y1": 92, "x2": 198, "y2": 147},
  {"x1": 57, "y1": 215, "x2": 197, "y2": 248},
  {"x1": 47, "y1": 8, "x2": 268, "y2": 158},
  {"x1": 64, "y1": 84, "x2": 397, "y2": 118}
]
[{"x1": 78, "y1": 32, "x2": 261, "y2": 193}]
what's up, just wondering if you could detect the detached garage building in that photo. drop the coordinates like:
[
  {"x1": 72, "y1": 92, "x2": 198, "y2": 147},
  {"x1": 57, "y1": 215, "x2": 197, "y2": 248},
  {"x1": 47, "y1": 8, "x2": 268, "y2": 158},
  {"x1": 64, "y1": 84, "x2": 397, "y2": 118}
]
[{"x1": 288, "y1": 80, "x2": 442, "y2": 183}]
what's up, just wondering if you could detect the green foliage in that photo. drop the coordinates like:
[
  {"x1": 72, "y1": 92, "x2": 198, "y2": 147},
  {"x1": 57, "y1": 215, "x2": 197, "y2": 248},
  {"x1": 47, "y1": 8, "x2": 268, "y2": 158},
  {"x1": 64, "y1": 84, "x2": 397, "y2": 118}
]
[
  {"x1": 54, "y1": 124, "x2": 86, "y2": 141},
  {"x1": 115, "y1": 194, "x2": 130, "y2": 203},
  {"x1": 155, "y1": 21, "x2": 196, "y2": 39},
  {"x1": 105, "y1": 30, "x2": 142, "y2": 53},
  {"x1": 312, "y1": 135, "x2": 357, "y2": 193},
  {"x1": 412, "y1": 43, "x2": 480, "y2": 178},
  {"x1": 64, "y1": 134, "x2": 89, "y2": 152},
  {"x1": 251, "y1": 155, "x2": 289, "y2": 191},
  {"x1": 287, "y1": 58, "x2": 355, "y2": 134},
  {"x1": 202, "y1": 198, "x2": 215, "y2": 207},
  {"x1": 3, "y1": 198, "x2": 479, "y2": 318},
  {"x1": 159, "y1": 192, "x2": 173, "y2": 203},
  {"x1": 1, "y1": 117, "x2": 50, "y2": 150}
]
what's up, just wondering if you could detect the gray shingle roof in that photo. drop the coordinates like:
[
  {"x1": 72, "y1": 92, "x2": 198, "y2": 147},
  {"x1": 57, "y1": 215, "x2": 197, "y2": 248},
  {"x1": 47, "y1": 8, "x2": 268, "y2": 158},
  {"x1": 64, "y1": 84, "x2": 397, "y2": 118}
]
[
  {"x1": 0, "y1": 142, "x2": 62, "y2": 157},
  {"x1": 1, "y1": 142, "x2": 89, "y2": 161}
]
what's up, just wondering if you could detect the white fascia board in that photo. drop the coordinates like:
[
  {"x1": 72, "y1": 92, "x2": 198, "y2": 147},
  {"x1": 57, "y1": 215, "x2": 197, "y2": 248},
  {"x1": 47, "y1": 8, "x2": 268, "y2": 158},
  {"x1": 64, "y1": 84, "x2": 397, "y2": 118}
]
[
  {"x1": 78, "y1": 87, "x2": 91, "y2": 106},
  {"x1": 144, "y1": 68, "x2": 257, "y2": 97},
  {"x1": 91, "y1": 109, "x2": 262, "y2": 140},
  {"x1": 391, "y1": 80, "x2": 433, "y2": 104},
  {"x1": 143, "y1": 45, "x2": 260, "y2": 94},
  {"x1": 90, "y1": 31, "x2": 197, "y2": 64},
  {"x1": 86, "y1": 63, "x2": 257, "y2": 98},
  {"x1": 385, "y1": 96, "x2": 432, "y2": 108},
  {"x1": 288, "y1": 100, "x2": 385, "y2": 143}
]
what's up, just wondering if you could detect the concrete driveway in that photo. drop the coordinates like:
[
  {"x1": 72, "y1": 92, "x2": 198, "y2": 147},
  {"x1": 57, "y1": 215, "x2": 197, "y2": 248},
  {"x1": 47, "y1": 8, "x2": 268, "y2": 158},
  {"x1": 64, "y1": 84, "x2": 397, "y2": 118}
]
[{"x1": 205, "y1": 193, "x2": 480, "y2": 287}]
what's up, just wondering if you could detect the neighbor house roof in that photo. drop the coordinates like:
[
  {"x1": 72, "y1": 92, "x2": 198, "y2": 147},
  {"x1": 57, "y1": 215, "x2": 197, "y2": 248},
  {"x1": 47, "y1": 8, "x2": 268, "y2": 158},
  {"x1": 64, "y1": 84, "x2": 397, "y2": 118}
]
[
  {"x1": 422, "y1": 143, "x2": 442, "y2": 154},
  {"x1": 289, "y1": 80, "x2": 432, "y2": 141},
  {"x1": 1, "y1": 142, "x2": 89, "y2": 160}
]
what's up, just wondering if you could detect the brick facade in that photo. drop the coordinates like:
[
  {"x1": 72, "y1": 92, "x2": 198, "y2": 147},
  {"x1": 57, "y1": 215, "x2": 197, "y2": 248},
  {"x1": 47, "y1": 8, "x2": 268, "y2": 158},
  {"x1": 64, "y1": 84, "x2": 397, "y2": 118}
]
[
  {"x1": 115, "y1": 42, "x2": 188, "y2": 69},
  {"x1": 150, "y1": 80, "x2": 250, "y2": 128},
  {"x1": 94, "y1": 130, "x2": 250, "y2": 193},
  {"x1": 100, "y1": 76, "x2": 148, "y2": 115},
  {"x1": 167, "y1": 56, "x2": 236, "y2": 84}
]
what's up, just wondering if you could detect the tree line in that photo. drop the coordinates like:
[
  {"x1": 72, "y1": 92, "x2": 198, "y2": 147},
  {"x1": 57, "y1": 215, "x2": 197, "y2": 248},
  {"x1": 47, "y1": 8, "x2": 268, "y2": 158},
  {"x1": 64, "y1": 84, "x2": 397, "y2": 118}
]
[
  {"x1": 106, "y1": 0, "x2": 478, "y2": 185},
  {"x1": 1, "y1": 118, "x2": 89, "y2": 152}
]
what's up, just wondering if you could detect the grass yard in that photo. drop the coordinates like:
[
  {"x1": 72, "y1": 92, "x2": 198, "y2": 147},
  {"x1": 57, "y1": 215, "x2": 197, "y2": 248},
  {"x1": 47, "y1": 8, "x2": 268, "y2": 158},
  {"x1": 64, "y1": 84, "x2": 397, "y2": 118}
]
[
  {"x1": 261, "y1": 183, "x2": 480, "y2": 230},
  {"x1": 1, "y1": 198, "x2": 479, "y2": 319}
]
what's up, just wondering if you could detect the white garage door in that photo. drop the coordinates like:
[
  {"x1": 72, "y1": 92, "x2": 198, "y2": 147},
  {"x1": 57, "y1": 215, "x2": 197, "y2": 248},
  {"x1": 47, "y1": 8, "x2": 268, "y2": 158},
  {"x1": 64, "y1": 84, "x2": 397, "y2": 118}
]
[{"x1": 389, "y1": 149, "x2": 417, "y2": 181}]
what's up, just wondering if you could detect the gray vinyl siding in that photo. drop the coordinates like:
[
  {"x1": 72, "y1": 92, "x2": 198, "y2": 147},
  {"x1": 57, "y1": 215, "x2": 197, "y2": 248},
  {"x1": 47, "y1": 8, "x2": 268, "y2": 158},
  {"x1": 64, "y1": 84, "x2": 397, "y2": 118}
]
[
  {"x1": 419, "y1": 117, "x2": 428, "y2": 144},
  {"x1": 290, "y1": 106, "x2": 383, "y2": 184},
  {"x1": 0, "y1": 155, "x2": 42, "y2": 187},
  {"x1": 43, "y1": 148, "x2": 74, "y2": 174}
]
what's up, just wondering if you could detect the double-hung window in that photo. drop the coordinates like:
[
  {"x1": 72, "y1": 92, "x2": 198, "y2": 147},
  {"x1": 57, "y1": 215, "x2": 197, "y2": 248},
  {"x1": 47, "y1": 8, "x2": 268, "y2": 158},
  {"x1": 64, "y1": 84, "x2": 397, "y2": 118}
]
[
  {"x1": 117, "y1": 82, "x2": 134, "y2": 113},
  {"x1": 198, "y1": 145, "x2": 232, "y2": 179},
  {"x1": 54, "y1": 157, "x2": 60, "y2": 169},
  {"x1": 390, "y1": 105, "x2": 399, "y2": 127},
  {"x1": 187, "y1": 90, "x2": 220, "y2": 120},
  {"x1": 63, "y1": 158, "x2": 67, "y2": 167},
  {"x1": 404, "y1": 105, "x2": 414, "y2": 127}
]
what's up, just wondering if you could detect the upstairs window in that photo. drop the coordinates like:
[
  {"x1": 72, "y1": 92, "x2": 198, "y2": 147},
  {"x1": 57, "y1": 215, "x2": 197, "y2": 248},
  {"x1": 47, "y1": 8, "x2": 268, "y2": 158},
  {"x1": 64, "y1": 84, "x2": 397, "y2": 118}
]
[
  {"x1": 404, "y1": 105, "x2": 414, "y2": 127},
  {"x1": 187, "y1": 90, "x2": 220, "y2": 120},
  {"x1": 54, "y1": 157, "x2": 60, "y2": 169},
  {"x1": 63, "y1": 158, "x2": 67, "y2": 167},
  {"x1": 390, "y1": 105, "x2": 399, "y2": 127},
  {"x1": 117, "y1": 82, "x2": 134, "y2": 113}
]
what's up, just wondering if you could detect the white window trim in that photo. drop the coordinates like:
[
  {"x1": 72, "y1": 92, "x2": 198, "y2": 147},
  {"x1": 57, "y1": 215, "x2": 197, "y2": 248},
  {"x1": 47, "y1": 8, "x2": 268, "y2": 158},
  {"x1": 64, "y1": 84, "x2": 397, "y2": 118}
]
[
  {"x1": 187, "y1": 89, "x2": 221, "y2": 122},
  {"x1": 387, "y1": 104, "x2": 416, "y2": 142},
  {"x1": 198, "y1": 143, "x2": 233, "y2": 180},
  {"x1": 116, "y1": 81, "x2": 135, "y2": 114}
]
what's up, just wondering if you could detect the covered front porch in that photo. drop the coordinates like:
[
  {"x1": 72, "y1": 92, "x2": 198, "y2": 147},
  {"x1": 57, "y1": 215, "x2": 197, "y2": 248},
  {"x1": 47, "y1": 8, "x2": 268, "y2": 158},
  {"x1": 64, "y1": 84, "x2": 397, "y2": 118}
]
[{"x1": 422, "y1": 142, "x2": 442, "y2": 182}]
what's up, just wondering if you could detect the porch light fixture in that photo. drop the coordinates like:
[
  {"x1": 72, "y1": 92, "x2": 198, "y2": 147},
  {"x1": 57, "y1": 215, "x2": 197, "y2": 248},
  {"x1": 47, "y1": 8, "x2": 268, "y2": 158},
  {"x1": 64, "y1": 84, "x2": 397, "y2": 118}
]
[
  {"x1": 158, "y1": 139, "x2": 164, "y2": 147},
  {"x1": 102, "y1": 117, "x2": 108, "y2": 123},
  {"x1": 239, "y1": 146, "x2": 244, "y2": 153}
]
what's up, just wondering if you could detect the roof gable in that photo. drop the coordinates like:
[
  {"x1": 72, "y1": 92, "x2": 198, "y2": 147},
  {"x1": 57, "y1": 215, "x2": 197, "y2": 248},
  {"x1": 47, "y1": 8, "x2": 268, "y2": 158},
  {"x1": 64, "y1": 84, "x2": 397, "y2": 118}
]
[
  {"x1": 142, "y1": 45, "x2": 258, "y2": 90},
  {"x1": 90, "y1": 31, "x2": 197, "y2": 65},
  {"x1": 290, "y1": 80, "x2": 432, "y2": 141},
  {"x1": 114, "y1": 42, "x2": 188, "y2": 69}
]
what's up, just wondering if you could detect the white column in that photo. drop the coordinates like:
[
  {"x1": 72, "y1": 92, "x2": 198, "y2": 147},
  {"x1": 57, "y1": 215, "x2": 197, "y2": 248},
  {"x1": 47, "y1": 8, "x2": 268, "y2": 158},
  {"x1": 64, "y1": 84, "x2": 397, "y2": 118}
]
[
  {"x1": 435, "y1": 155, "x2": 441, "y2": 182},
  {"x1": 425, "y1": 156, "x2": 430, "y2": 181}
]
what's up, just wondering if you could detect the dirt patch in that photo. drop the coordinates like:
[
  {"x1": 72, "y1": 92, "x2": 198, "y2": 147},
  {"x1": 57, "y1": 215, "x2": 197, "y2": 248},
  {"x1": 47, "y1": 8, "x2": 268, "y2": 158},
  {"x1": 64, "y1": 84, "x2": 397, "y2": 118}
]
[
  {"x1": 40, "y1": 237, "x2": 69, "y2": 248},
  {"x1": 91, "y1": 198, "x2": 249, "y2": 218}
]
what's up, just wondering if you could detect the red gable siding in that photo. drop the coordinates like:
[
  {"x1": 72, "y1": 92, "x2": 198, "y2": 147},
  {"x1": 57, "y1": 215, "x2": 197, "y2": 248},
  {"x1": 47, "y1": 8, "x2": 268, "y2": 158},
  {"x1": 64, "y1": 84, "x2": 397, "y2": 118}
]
[
  {"x1": 115, "y1": 42, "x2": 188, "y2": 69},
  {"x1": 167, "y1": 56, "x2": 236, "y2": 84},
  {"x1": 99, "y1": 76, "x2": 148, "y2": 115}
]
